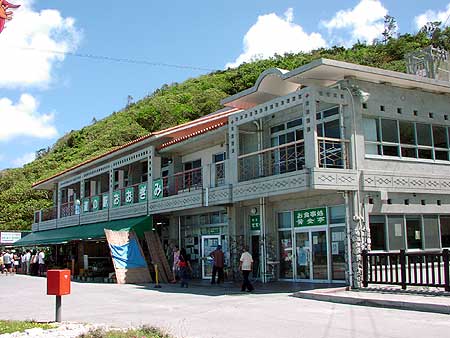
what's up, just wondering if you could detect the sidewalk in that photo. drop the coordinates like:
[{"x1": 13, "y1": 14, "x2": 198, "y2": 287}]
[{"x1": 293, "y1": 285, "x2": 450, "y2": 314}]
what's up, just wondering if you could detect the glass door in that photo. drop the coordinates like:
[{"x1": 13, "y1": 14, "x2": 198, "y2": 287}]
[
  {"x1": 201, "y1": 235, "x2": 221, "y2": 279},
  {"x1": 311, "y1": 230, "x2": 328, "y2": 280},
  {"x1": 295, "y1": 232, "x2": 311, "y2": 280}
]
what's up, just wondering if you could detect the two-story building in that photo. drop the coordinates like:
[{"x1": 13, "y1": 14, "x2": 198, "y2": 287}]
[{"x1": 17, "y1": 50, "x2": 450, "y2": 287}]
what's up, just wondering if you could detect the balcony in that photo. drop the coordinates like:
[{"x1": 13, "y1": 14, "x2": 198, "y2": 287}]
[
  {"x1": 317, "y1": 137, "x2": 350, "y2": 169},
  {"x1": 109, "y1": 182, "x2": 148, "y2": 220},
  {"x1": 238, "y1": 139, "x2": 305, "y2": 182},
  {"x1": 162, "y1": 167, "x2": 203, "y2": 197}
]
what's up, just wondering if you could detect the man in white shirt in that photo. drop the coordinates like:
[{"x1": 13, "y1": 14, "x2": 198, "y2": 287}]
[
  {"x1": 24, "y1": 250, "x2": 31, "y2": 275},
  {"x1": 239, "y1": 246, "x2": 254, "y2": 292},
  {"x1": 38, "y1": 250, "x2": 45, "y2": 277},
  {"x1": 3, "y1": 251, "x2": 12, "y2": 274}
]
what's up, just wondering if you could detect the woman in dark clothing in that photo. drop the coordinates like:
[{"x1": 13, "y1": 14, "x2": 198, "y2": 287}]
[{"x1": 177, "y1": 248, "x2": 192, "y2": 288}]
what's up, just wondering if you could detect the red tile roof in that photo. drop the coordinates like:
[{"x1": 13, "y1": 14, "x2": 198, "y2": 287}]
[{"x1": 32, "y1": 108, "x2": 239, "y2": 188}]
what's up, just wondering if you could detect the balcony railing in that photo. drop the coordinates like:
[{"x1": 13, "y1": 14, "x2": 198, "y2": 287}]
[
  {"x1": 60, "y1": 201, "x2": 77, "y2": 218},
  {"x1": 318, "y1": 137, "x2": 350, "y2": 169},
  {"x1": 238, "y1": 140, "x2": 305, "y2": 182},
  {"x1": 41, "y1": 206, "x2": 57, "y2": 222},
  {"x1": 212, "y1": 161, "x2": 226, "y2": 187},
  {"x1": 162, "y1": 167, "x2": 203, "y2": 197},
  {"x1": 82, "y1": 192, "x2": 108, "y2": 213}
]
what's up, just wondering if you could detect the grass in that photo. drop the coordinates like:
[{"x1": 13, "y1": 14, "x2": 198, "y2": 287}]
[
  {"x1": 0, "y1": 320, "x2": 55, "y2": 334},
  {"x1": 78, "y1": 325, "x2": 172, "y2": 338}
]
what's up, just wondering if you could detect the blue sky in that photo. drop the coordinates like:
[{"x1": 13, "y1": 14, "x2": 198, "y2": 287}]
[{"x1": 0, "y1": 0, "x2": 449, "y2": 169}]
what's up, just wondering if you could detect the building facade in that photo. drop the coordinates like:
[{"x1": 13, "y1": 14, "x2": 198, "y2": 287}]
[{"x1": 22, "y1": 57, "x2": 450, "y2": 287}]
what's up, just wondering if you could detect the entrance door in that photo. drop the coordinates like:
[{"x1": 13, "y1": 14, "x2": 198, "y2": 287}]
[
  {"x1": 311, "y1": 230, "x2": 328, "y2": 280},
  {"x1": 251, "y1": 235, "x2": 260, "y2": 278},
  {"x1": 295, "y1": 229, "x2": 328, "y2": 281},
  {"x1": 201, "y1": 235, "x2": 221, "y2": 279},
  {"x1": 295, "y1": 232, "x2": 310, "y2": 279}
]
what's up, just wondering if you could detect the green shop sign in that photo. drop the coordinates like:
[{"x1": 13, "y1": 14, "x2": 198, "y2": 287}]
[
  {"x1": 294, "y1": 207, "x2": 327, "y2": 227},
  {"x1": 112, "y1": 190, "x2": 121, "y2": 208},
  {"x1": 249, "y1": 215, "x2": 261, "y2": 231},
  {"x1": 152, "y1": 178, "x2": 164, "y2": 200},
  {"x1": 201, "y1": 227, "x2": 220, "y2": 235},
  {"x1": 82, "y1": 198, "x2": 90, "y2": 213},
  {"x1": 125, "y1": 187, "x2": 134, "y2": 205},
  {"x1": 138, "y1": 183, "x2": 147, "y2": 202},
  {"x1": 102, "y1": 193, "x2": 109, "y2": 209},
  {"x1": 92, "y1": 196, "x2": 100, "y2": 212}
]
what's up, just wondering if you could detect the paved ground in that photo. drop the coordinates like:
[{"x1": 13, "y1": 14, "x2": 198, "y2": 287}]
[{"x1": 1, "y1": 275, "x2": 450, "y2": 338}]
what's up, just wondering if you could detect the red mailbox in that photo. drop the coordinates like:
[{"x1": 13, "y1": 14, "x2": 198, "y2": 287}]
[{"x1": 47, "y1": 269, "x2": 71, "y2": 296}]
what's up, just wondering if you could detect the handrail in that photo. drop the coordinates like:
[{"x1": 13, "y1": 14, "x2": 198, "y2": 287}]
[
  {"x1": 238, "y1": 139, "x2": 305, "y2": 160},
  {"x1": 317, "y1": 136, "x2": 349, "y2": 143}
]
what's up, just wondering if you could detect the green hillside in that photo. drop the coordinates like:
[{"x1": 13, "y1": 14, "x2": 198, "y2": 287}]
[{"x1": 1, "y1": 25, "x2": 449, "y2": 230}]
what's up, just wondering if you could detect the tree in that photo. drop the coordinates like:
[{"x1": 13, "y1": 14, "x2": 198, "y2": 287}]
[{"x1": 382, "y1": 15, "x2": 397, "y2": 44}]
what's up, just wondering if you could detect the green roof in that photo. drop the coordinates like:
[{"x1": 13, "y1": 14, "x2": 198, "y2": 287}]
[{"x1": 14, "y1": 216, "x2": 152, "y2": 247}]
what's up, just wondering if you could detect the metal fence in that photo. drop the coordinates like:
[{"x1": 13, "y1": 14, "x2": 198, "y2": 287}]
[{"x1": 362, "y1": 249, "x2": 450, "y2": 291}]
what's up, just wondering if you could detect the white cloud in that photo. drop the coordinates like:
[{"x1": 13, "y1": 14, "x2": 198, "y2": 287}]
[
  {"x1": 226, "y1": 8, "x2": 326, "y2": 68},
  {"x1": 0, "y1": 0, "x2": 81, "y2": 89},
  {"x1": 415, "y1": 3, "x2": 450, "y2": 30},
  {"x1": 0, "y1": 94, "x2": 58, "y2": 141},
  {"x1": 12, "y1": 152, "x2": 36, "y2": 167},
  {"x1": 322, "y1": 0, "x2": 388, "y2": 45}
]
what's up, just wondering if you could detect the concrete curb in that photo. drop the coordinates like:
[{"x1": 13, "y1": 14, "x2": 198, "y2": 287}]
[{"x1": 292, "y1": 291, "x2": 450, "y2": 315}]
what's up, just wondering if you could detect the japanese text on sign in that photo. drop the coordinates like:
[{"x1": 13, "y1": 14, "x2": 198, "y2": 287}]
[{"x1": 294, "y1": 207, "x2": 327, "y2": 227}]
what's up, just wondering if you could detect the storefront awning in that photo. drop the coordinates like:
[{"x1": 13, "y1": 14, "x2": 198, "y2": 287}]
[{"x1": 14, "y1": 216, "x2": 152, "y2": 247}]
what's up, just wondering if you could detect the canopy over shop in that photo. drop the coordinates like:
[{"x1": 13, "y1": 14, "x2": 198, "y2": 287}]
[{"x1": 13, "y1": 216, "x2": 152, "y2": 281}]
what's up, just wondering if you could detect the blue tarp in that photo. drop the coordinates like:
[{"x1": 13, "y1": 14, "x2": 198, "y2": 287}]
[{"x1": 109, "y1": 238, "x2": 147, "y2": 269}]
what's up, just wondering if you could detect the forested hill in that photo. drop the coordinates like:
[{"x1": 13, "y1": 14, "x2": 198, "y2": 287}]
[{"x1": 1, "y1": 26, "x2": 449, "y2": 230}]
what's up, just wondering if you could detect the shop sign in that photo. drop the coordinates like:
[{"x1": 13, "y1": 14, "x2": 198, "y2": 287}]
[
  {"x1": 112, "y1": 190, "x2": 121, "y2": 208},
  {"x1": 152, "y1": 178, "x2": 163, "y2": 200},
  {"x1": 82, "y1": 198, "x2": 90, "y2": 213},
  {"x1": 92, "y1": 196, "x2": 100, "y2": 211},
  {"x1": 0, "y1": 232, "x2": 21, "y2": 244},
  {"x1": 102, "y1": 193, "x2": 109, "y2": 209},
  {"x1": 125, "y1": 187, "x2": 134, "y2": 205},
  {"x1": 294, "y1": 207, "x2": 327, "y2": 227},
  {"x1": 201, "y1": 227, "x2": 220, "y2": 235},
  {"x1": 138, "y1": 183, "x2": 147, "y2": 202},
  {"x1": 249, "y1": 215, "x2": 261, "y2": 231}
]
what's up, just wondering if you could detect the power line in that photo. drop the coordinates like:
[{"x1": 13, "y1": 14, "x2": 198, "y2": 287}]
[{"x1": 10, "y1": 46, "x2": 218, "y2": 72}]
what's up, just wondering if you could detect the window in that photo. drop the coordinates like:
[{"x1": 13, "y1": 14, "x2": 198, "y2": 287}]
[
  {"x1": 440, "y1": 216, "x2": 450, "y2": 248},
  {"x1": 406, "y1": 216, "x2": 422, "y2": 249},
  {"x1": 423, "y1": 216, "x2": 440, "y2": 249},
  {"x1": 213, "y1": 152, "x2": 226, "y2": 163},
  {"x1": 387, "y1": 216, "x2": 405, "y2": 250},
  {"x1": 278, "y1": 212, "x2": 292, "y2": 229},
  {"x1": 329, "y1": 205, "x2": 345, "y2": 224},
  {"x1": 363, "y1": 117, "x2": 450, "y2": 162},
  {"x1": 370, "y1": 216, "x2": 386, "y2": 250}
]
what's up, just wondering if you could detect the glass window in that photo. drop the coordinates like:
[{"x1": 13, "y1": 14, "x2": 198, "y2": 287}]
[
  {"x1": 363, "y1": 118, "x2": 380, "y2": 155},
  {"x1": 440, "y1": 216, "x2": 450, "y2": 248},
  {"x1": 279, "y1": 231, "x2": 293, "y2": 278},
  {"x1": 387, "y1": 216, "x2": 406, "y2": 250},
  {"x1": 210, "y1": 212, "x2": 221, "y2": 224},
  {"x1": 416, "y1": 123, "x2": 432, "y2": 146},
  {"x1": 433, "y1": 126, "x2": 447, "y2": 148},
  {"x1": 329, "y1": 205, "x2": 345, "y2": 224},
  {"x1": 399, "y1": 121, "x2": 415, "y2": 145},
  {"x1": 271, "y1": 124, "x2": 285, "y2": 134},
  {"x1": 330, "y1": 226, "x2": 346, "y2": 280},
  {"x1": 369, "y1": 216, "x2": 386, "y2": 250},
  {"x1": 317, "y1": 123, "x2": 323, "y2": 137},
  {"x1": 323, "y1": 106, "x2": 339, "y2": 118},
  {"x1": 287, "y1": 118, "x2": 302, "y2": 129},
  {"x1": 381, "y1": 119, "x2": 398, "y2": 142},
  {"x1": 423, "y1": 216, "x2": 440, "y2": 249},
  {"x1": 213, "y1": 152, "x2": 225, "y2": 163},
  {"x1": 406, "y1": 216, "x2": 422, "y2": 249},
  {"x1": 278, "y1": 212, "x2": 292, "y2": 229},
  {"x1": 324, "y1": 120, "x2": 341, "y2": 139}
]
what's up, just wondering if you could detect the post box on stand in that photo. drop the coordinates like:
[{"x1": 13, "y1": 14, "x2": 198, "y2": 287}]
[{"x1": 47, "y1": 269, "x2": 71, "y2": 322}]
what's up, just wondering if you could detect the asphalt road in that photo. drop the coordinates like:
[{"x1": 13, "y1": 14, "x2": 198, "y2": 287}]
[{"x1": 1, "y1": 275, "x2": 449, "y2": 338}]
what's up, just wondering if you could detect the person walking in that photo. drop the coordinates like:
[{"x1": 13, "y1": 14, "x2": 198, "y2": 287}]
[
  {"x1": 38, "y1": 249, "x2": 46, "y2": 277},
  {"x1": 239, "y1": 246, "x2": 254, "y2": 292},
  {"x1": 24, "y1": 250, "x2": 31, "y2": 275},
  {"x1": 170, "y1": 245, "x2": 180, "y2": 283},
  {"x1": 209, "y1": 244, "x2": 225, "y2": 284},
  {"x1": 177, "y1": 248, "x2": 192, "y2": 288},
  {"x1": 3, "y1": 251, "x2": 12, "y2": 275}
]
